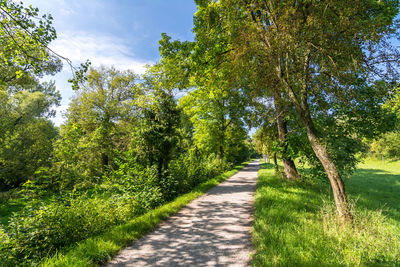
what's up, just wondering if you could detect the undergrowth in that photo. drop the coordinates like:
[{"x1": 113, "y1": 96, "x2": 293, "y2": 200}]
[
  {"x1": 38, "y1": 160, "x2": 252, "y2": 266},
  {"x1": 0, "y1": 156, "x2": 244, "y2": 266}
]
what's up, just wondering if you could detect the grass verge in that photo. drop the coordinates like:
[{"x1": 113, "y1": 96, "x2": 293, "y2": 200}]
[
  {"x1": 252, "y1": 161, "x2": 400, "y2": 266},
  {"x1": 41, "y1": 160, "x2": 254, "y2": 267}
]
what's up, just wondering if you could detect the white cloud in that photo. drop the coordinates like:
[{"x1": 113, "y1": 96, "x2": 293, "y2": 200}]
[
  {"x1": 50, "y1": 31, "x2": 153, "y2": 74},
  {"x1": 47, "y1": 31, "x2": 154, "y2": 126}
]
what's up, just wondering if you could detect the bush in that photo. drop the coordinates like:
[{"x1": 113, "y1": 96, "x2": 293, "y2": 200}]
[
  {"x1": 0, "y1": 149, "x2": 246, "y2": 266},
  {"x1": 131, "y1": 186, "x2": 164, "y2": 216},
  {"x1": 1, "y1": 192, "x2": 136, "y2": 265},
  {"x1": 369, "y1": 131, "x2": 400, "y2": 160},
  {"x1": 102, "y1": 159, "x2": 159, "y2": 194},
  {"x1": 0, "y1": 225, "x2": 13, "y2": 266},
  {"x1": 166, "y1": 152, "x2": 232, "y2": 200}
]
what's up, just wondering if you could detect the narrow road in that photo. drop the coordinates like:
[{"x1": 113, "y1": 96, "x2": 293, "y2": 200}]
[{"x1": 107, "y1": 160, "x2": 260, "y2": 267}]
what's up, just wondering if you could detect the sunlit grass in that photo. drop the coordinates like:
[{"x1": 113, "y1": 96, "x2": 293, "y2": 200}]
[
  {"x1": 252, "y1": 160, "x2": 400, "y2": 266},
  {"x1": 348, "y1": 158, "x2": 400, "y2": 222}
]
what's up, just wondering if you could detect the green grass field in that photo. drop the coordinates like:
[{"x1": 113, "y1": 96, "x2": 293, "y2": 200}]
[
  {"x1": 252, "y1": 159, "x2": 400, "y2": 266},
  {"x1": 348, "y1": 159, "x2": 400, "y2": 223}
]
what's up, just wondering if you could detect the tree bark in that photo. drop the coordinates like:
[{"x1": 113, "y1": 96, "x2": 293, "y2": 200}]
[
  {"x1": 276, "y1": 52, "x2": 351, "y2": 221},
  {"x1": 273, "y1": 88, "x2": 300, "y2": 179},
  {"x1": 300, "y1": 109, "x2": 351, "y2": 220},
  {"x1": 286, "y1": 86, "x2": 351, "y2": 219}
]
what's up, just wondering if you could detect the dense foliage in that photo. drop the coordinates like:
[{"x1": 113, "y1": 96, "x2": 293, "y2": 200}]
[
  {"x1": 0, "y1": 62, "x2": 255, "y2": 265},
  {"x1": 184, "y1": 0, "x2": 400, "y2": 219},
  {"x1": 1, "y1": 0, "x2": 400, "y2": 265},
  {"x1": 0, "y1": 1, "x2": 255, "y2": 265}
]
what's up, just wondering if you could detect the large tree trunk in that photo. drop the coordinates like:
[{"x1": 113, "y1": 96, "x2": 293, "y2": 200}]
[
  {"x1": 273, "y1": 89, "x2": 300, "y2": 179},
  {"x1": 300, "y1": 110, "x2": 351, "y2": 220},
  {"x1": 277, "y1": 52, "x2": 351, "y2": 221}
]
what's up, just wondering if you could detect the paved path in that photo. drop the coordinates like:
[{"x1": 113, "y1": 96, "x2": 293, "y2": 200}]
[{"x1": 107, "y1": 160, "x2": 260, "y2": 267}]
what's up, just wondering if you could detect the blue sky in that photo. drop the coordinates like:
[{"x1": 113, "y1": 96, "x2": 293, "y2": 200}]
[{"x1": 23, "y1": 0, "x2": 197, "y2": 125}]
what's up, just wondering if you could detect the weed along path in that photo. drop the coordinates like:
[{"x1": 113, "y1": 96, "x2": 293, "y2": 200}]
[{"x1": 106, "y1": 160, "x2": 260, "y2": 267}]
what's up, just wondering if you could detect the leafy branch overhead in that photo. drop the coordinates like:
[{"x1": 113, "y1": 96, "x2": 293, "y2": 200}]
[{"x1": 0, "y1": 0, "x2": 89, "y2": 88}]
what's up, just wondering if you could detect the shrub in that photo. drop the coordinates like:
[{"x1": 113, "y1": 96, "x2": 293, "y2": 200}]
[
  {"x1": 0, "y1": 225, "x2": 13, "y2": 266},
  {"x1": 0, "y1": 150, "x2": 247, "y2": 266},
  {"x1": 2, "y1": 192, "x2": 136, "y2": 265},
  {"x1": 166, "y1": 152, "x2": 232, "y2": 200}
]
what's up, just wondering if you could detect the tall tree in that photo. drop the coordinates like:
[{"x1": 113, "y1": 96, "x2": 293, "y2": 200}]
[
  {"x1": 158, "y1": 33, "x2": 252, "y2": 163},
  {"x1": 189, "y1": 1, "x2": 301, "y2": 178},
  {"x1": 131, "y1": 68, "x2": 182, "y2": 178},
  {"x1": 53, "y1": 67, "x2": 138, "y2": 185},
  {"x1": 179, "y1": 82, "x2": 249, "y2": 161},
  {"x1": 0, "y1": 80, "x2": 60, "y2": 189},
  {"x1": 191, "y1": 0, "x2": 400, "y2": 220}
]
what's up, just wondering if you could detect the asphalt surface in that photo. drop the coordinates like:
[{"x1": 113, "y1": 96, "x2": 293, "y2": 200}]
[{"x1": 106, "y1": 160, "x2": 260, "y2": 267}]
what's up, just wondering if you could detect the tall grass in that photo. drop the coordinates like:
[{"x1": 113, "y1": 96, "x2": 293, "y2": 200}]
[{"x1": 252, "y1": 161, "x2": 400, "y2": 266}]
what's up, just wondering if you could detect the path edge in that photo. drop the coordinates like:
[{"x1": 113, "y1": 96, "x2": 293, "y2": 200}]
[{"x1": 41, "y1": 159, "x2": 259, "y2": 267}]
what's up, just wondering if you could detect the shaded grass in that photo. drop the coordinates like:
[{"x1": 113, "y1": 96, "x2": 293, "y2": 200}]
[
  {"x1": 0, "y1": 198, "x2": 25, "y2": 226},
  {"x1": 347, "y1": 159, "x2": 400, "y2": 222},
  {"x1": 252, "y1": 161, "x2": 400, "y2": 266},
  {"x1": 41, "y1": 160, "x2": 253, "y2": 267}
]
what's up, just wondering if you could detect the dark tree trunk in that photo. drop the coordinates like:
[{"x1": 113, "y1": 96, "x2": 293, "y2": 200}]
[
  {"x1": 273, "y1": 89, "x2": 300, "y2": 179},
  {"x1": 219, "y1": 145, "x2": 224, "y2": 159},
  {"x1": 282, "y1": 158, "x2": 299, "y2": 179},
  {"x1": 101, "y1": 153, "x2": 109, "y2": 173},
  {"x1": 157, "y1": 159, "x2": 163, "y2": 179}
]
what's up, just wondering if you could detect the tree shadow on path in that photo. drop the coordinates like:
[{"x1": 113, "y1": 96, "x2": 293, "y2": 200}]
[{"x1": 107, "y1": 161, "x2": 260, "y2": 267}]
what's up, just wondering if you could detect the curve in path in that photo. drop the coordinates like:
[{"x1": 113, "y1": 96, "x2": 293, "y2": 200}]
[{"x1": 106, "y1": 160, "x2": 260, "y2": 267}]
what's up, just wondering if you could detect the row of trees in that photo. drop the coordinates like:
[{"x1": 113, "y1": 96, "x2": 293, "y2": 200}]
[
  {"x1": 0, "y1": 2, "x2": 256, "y2": 260},
  {"x1": 0, "y1": 0, "x2": 255, "y2": 193},
  {"x1": 52, "y1": 66, "x2": 253, "y2": 191},
  {"x1": 1, "y1": 65, "x2": 255, "y2": 190},
  {"x1": 2, "y1": 0, "x2": 400, "y2": 223},
  {"x1": 158, "y1": 0, "x2": 400, "y2": 221}
]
